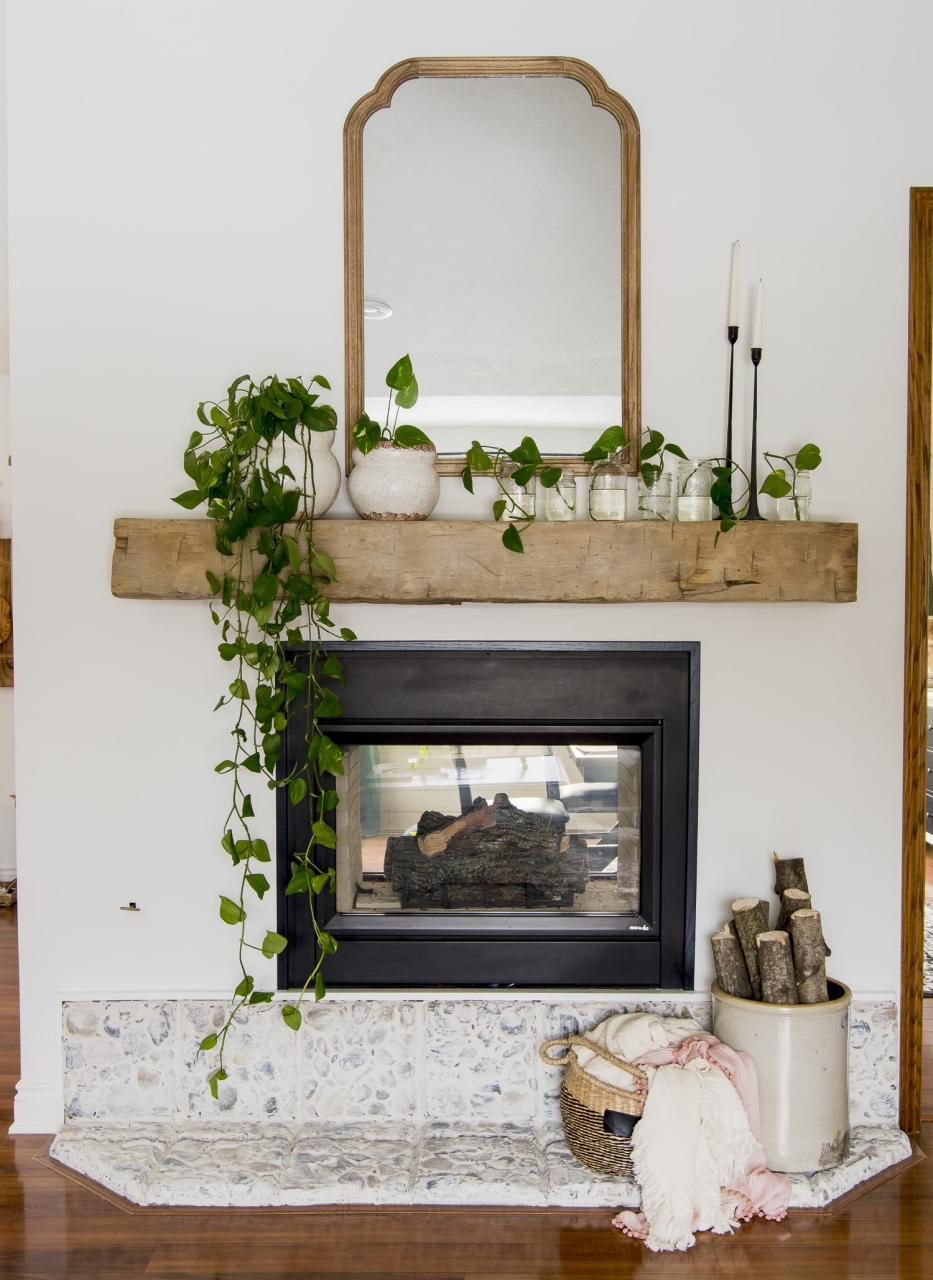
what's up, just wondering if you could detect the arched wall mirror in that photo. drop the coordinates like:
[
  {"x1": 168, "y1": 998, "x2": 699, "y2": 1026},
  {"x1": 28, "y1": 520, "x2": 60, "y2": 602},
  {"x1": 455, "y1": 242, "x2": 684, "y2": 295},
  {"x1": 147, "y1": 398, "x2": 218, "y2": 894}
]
[{"x1": 343, "y1": 57, "x2": 641, "y2": 475}]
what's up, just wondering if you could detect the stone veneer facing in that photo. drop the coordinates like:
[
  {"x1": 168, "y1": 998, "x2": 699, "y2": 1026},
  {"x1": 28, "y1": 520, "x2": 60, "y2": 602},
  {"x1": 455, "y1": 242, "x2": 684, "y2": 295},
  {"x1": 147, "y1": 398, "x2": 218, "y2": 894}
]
[{"x1": 52, "y1": 994, "x2": 908, "y2": 1208}]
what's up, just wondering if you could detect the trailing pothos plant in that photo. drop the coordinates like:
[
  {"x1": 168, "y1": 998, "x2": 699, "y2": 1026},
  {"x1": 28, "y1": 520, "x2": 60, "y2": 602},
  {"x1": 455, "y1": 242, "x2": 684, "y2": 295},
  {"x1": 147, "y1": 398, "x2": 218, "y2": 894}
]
[
  {"x1": 352, "y1": 354, "x2": 433, "y2": 454},
  {"x1": 582, "y1": 424, "x2": 688, "y2": 481},
  {"x1": 459, "y1": 436, "x2": 561, "y2": 552},
  {"x1": 760, "y1": 443, "x2": 822, "y2": 518},
  {"x1": 173, "y1": 373, "x2": 351, "y2": 1097},
  {"x1": 352, "y1": 354, "x2": 569, "y2": 552},
  {"x1": 709, "y1": 442, "x2": 823, "y2": 533}
]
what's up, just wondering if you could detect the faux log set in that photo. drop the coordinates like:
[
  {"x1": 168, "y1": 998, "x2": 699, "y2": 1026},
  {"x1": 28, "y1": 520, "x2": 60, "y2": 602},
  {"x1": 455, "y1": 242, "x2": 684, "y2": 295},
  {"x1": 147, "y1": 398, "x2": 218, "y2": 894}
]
[
  {"x1": 711, "y1": 854, "x2": 832, "y2": 1004},
  {"x1": 384, "y1": 792, "x2": 588, "y2": 909}
]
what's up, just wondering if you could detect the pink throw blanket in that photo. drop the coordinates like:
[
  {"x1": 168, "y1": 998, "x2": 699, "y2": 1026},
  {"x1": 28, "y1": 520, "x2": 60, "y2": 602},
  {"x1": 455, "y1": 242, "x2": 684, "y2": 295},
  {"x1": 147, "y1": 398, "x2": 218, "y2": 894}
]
[{"x1": 613, "y1": 1032, "x2": 790, "y2": 1242}]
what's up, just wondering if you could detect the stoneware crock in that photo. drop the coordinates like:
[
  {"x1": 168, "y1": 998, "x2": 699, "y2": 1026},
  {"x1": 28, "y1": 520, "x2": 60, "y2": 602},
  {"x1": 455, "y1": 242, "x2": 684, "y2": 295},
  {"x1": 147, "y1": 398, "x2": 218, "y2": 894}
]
[
  {"x1": 711, "y1": 978, "x2": 851, "y2": 1173},
  {"x1": 284, "y1": 429, "x2": 341, "y2": 517},
  {"x1": 348, "y1": 440, "x2": 440, "y2": 520}
]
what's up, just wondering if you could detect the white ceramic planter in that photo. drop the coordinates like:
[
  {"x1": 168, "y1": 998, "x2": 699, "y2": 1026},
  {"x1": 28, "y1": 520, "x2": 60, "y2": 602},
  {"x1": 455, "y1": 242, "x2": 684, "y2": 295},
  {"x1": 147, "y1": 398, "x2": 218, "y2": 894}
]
[
  {"x1": 348, "y1": 441, "x2": 440, "y2": 520},
  {"x1": 283, "y1": 430, "x2": 341, "y2": 516},
  {"x1": 712, "y1": 980, "x2": 851, "y2": 1173}
]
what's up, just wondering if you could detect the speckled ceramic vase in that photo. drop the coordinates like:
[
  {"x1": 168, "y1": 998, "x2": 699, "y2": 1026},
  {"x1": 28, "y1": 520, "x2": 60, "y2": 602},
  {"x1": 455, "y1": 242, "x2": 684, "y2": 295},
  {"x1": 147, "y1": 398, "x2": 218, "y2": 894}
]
[
  {"x1": 348, "y1": 441, "x2": 440, "y2": 520},
  {"x1": 712, "y1": 979, "x2": 851, "y2": 1173},
  {"x1": 283, "y1": 430, "x2": 341, "y2": 516}
]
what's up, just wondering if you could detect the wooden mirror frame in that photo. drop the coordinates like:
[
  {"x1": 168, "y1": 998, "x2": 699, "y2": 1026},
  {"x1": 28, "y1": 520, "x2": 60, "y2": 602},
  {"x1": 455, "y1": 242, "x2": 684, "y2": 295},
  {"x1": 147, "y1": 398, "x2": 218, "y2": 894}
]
[{"x1": 343, "y1": 57, "x2": 641, "y2": 476}]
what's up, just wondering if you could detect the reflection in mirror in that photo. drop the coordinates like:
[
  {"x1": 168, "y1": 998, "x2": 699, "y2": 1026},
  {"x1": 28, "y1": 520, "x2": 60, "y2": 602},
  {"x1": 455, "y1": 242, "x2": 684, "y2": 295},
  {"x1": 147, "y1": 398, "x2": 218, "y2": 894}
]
[{"x1": 359, "y1": 74, "x2": 629, "y2": 466}]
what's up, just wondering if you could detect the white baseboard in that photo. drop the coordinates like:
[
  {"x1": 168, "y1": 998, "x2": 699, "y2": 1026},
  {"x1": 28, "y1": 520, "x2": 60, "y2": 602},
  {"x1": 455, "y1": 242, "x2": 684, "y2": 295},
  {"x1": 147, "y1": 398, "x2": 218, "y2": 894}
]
[
  {"x1": 8, "y1": 1080, "x2": 62, "y2": 1134},
  {"x1": 0, "y1": 867, "x2": 16, "y2": 881}
]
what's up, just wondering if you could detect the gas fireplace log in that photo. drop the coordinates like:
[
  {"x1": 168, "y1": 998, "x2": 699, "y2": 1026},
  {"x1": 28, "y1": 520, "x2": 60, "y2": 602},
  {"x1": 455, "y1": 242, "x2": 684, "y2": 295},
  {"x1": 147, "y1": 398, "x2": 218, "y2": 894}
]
[
  {"x1": 788, "y1": 908, "x2": 830, "y2": 1004},
  {"x1": 775, "y1": 886, "x2": 811, "y2": 932},
  {"x1": 711, "y1": 921, "x2": 754, "y2": 999},
  {"x1": 731, "y1": 897, "x2": 770, "y2": 1000},
  {"x1": 386, "y1": 832, "x2": 588, "y2": 902},
  {"x1": 417, "y1": 795, "x2": 504, "y2": 857},
  {"x1": 385, "y1": 794, "x2": 585, "y2": 909},
  {"x1": 757, "y1": 931, "x2": 799, "y2": 1004},
  {"x1": 417, "y1": 794, "x2": 568, "y2": 858}
]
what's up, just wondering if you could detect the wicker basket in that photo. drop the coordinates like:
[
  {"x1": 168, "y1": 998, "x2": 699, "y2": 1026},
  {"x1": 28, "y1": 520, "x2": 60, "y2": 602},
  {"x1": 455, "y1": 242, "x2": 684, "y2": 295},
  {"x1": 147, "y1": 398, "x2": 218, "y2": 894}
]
[{"x1": 539, "y1": 1034, "x2": 648, "y2": 1177}]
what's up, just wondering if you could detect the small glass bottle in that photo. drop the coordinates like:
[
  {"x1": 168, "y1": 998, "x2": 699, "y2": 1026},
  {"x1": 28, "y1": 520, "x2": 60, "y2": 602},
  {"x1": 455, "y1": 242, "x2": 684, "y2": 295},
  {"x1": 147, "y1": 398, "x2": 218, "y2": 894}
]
[
  {"x1": 676, "y1": 459, "x2": 714, "y2": 521},
  {"x1": 543, "y1": 469, "x2": 577, "y2": 521},
  {"x1": 498, "y1": 460, "x2": 536, "y2": 521},
  {"x1": 775, "y1": 472, "x2": 813, "y2": 522},
  {"x1": 588, "y1": 452, "x2": 628, "y2": 521},
  {"x1": 636, "y1": 471, "x2": 674, "y2": 520}
]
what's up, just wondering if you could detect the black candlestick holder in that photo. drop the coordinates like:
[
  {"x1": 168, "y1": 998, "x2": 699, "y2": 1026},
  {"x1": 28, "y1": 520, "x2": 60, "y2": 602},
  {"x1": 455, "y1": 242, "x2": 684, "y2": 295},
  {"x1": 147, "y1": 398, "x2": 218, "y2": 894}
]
[
  {"x1": 726, "y1": 324, "x2": 738, "y2": 467},
  {"x1": 743, "y1": 347, "x2": 764, "y2": 520}
]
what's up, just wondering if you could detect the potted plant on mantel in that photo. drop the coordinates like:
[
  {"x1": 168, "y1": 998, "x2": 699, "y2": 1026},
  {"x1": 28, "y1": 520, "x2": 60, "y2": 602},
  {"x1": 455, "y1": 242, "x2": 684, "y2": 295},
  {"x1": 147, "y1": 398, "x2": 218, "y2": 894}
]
[{"x1": 348, "y1": 354, "x2": 440, "y2": 520}]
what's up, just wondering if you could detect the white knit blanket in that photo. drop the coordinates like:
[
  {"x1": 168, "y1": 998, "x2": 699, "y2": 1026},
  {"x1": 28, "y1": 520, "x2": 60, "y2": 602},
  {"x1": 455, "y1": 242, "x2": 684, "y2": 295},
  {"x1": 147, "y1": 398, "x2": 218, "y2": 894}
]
[
  {"x1": 631, "y1": 1056, "x2": 763, "y2": 1251},
  {"x1": 574, "y1": 1013, "x2": 764, "y2": 1253},
  {"x1": 572, "y1": 1011, "x2": 703, "y2": 1090}
]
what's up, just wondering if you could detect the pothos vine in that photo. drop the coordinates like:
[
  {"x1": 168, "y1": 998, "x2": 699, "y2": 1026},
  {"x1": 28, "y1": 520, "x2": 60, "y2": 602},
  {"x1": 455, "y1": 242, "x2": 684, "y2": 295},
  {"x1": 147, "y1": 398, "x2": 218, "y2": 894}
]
[{"x1": 173, "y1": 373, "x2": 350, "y2": 1097}]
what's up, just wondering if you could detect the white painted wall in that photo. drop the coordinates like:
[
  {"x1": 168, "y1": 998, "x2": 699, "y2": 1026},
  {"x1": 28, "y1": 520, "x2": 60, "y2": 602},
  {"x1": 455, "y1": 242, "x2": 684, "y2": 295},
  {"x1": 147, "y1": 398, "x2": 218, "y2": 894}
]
[{"x1": 6, "y1": 0, "x2": 926, "y2": 1130}]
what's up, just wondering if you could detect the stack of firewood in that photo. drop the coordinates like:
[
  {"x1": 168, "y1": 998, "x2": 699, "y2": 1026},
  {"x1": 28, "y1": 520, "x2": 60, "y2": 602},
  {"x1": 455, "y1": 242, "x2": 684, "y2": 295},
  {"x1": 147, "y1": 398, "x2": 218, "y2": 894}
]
[{"x1": 711, "y1": 854, "x2": 831, "y2": 1004}]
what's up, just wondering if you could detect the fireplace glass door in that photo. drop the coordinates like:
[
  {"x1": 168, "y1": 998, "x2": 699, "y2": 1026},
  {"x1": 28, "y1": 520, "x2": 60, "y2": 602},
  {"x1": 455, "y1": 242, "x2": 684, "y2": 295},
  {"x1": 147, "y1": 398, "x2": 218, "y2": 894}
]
[{"x1": 337, "y1": 742, "x2": 641, "y2": 914}]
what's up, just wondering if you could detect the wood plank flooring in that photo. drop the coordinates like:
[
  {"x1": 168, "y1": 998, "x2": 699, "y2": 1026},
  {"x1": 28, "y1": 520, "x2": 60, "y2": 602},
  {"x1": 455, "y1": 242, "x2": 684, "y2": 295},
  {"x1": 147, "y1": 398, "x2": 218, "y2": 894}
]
[{"x1": 0, "y1": 906, "x2": 930, "y2": 1278}]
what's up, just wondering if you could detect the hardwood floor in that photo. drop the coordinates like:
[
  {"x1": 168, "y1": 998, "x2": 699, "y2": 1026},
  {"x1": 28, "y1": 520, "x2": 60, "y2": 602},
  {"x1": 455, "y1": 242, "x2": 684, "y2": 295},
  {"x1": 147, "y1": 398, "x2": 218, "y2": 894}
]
[{"x1": 0, "y1": 908, "x2": 931, "y2": 1278}]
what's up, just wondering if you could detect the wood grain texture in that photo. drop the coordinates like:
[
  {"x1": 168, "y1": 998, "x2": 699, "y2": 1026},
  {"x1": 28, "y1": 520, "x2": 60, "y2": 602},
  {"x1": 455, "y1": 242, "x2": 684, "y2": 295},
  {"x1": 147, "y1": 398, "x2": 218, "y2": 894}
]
[
  {"x1": 0, "y1": 538, "x2": 11, "y2": 687},
  {"x1": 901, "y1": 188, "x2": 933, "y2": 1136},
  {"x1": 923, "y1": 997, "x2": 933, "y2": 1121},
  {"x1": 343, "y1": 56, "x2": 641, "y2": 477},
  {"x1": 0, "y1": 912, "x2": 931, "y2": 1277},
  {"x1": 111, "y1": 517, "x2": 858, "y2": 605}
]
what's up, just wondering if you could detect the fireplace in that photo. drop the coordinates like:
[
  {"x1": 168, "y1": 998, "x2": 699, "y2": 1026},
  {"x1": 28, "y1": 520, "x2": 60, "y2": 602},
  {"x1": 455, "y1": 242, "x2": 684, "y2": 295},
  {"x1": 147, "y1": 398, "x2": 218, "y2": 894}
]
[{"x1": 277, "y1": 642, "x2": 698, "y2": 988}]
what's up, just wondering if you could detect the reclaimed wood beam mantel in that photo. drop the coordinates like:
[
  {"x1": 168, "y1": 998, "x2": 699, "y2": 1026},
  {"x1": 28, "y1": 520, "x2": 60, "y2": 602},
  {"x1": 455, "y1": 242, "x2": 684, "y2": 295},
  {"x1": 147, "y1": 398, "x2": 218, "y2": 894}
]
[{"x1": 111, "y1": 518, "x2": 858, "y2": 604}]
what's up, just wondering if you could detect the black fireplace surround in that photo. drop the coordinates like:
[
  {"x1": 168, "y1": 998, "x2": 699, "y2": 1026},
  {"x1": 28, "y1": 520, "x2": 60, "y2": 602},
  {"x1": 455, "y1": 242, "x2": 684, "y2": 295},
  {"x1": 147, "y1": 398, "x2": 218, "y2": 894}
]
[{"x1": 277, "y1": 642, "x2": 699, "y2": 989}]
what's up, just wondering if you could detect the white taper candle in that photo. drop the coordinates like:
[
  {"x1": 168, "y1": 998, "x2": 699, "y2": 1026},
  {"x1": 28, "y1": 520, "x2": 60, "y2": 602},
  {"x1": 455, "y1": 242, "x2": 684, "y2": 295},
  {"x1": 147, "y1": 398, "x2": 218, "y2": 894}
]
[{"x1": 728, "y1": 241, "x2": 741, "y2": 327}]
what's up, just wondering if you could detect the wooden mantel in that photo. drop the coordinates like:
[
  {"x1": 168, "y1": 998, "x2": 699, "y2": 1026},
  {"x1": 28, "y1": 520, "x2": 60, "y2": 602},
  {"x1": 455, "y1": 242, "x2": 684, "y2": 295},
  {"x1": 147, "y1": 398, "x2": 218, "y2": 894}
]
[{"x1": 111, "y1": 518, "x2": 857, "y2": 604}]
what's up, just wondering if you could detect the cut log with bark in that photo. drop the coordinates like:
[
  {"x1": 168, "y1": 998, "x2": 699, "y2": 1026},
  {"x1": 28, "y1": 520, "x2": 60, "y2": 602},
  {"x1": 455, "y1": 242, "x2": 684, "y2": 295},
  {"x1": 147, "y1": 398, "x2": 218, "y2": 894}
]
[
  {"x1": 788, "y1": 908, "x2": 830, "y2": 1003},
  {"x1": 711, "y1": 921, "x2": 754, "y2": 999},
  {"x1": 385, "y1": 792, "x2": 585, "y2": 909},
  {"x1": 775, "y1": 886, "x2": 811, "y2": 932},
  {"x1": 772, "y1": 855, "x2": 830, "y2": 953},
  {"x1": 757, "y1": 930, "x2": 799, "y2": 1004},
  {"x1": 731, "y1": 897, "x2": 770, "y2": 1000},
  {"x1": 773, "y1": 853, "x2": 809, "y2": 898}
]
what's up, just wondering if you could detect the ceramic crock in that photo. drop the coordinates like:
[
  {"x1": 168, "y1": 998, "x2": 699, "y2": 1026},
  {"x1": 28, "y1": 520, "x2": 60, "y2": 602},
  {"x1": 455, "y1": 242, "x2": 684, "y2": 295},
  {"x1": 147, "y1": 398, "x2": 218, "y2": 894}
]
[
  {"x1": 347, "y1": 441, "x2": 440, "y2": 520},
  {"x1": 283, "y1": 429, "x2": 341, "y2": 517},
  {"x1": 711, "y1": 979, "x2": 851, "y2": 1173}
]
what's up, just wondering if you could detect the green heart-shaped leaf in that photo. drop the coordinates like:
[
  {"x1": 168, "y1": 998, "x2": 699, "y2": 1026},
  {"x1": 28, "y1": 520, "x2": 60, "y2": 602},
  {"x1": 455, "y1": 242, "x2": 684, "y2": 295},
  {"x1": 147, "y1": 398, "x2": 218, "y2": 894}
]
[{"x1": 385, "y1": 354, "x2": 413, "y2": 390}]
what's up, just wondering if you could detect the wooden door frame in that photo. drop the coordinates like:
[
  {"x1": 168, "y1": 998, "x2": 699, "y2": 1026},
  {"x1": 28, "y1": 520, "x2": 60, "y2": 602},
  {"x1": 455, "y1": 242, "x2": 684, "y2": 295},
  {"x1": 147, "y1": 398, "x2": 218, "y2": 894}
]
[{"x1": 901, "y1": 187, "x2": 933, "y2": 1133}]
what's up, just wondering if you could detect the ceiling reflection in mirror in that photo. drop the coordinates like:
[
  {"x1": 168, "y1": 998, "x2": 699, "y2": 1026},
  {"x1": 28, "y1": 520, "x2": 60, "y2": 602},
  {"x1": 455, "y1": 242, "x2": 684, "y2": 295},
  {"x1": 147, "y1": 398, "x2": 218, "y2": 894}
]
[{"x1": 362, "y1": 76, "x2": 623, "y2": 459}]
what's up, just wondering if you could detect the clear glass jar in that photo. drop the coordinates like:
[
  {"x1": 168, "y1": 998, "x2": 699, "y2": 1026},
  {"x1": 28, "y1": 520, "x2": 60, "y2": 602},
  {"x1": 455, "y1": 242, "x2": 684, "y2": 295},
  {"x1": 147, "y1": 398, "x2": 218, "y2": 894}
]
[
  {"x1": 676, "y1": 459, "x2": 714, "y2": 521},
  {"x1": 543, "y1": 469, "x2": 577, "y2": 521},
  {"x1": 636, "y1": 471, "x2": 674, "y2": 520},
  {"x1": 498, "y1": 461, "x2": 536, "y2": 521},
  {"x1": 588, "y1": 452, "x2": 627, "y2": 521},
  {"x1": 775, "y1": 472, "x2": 812, "y2": 521}
]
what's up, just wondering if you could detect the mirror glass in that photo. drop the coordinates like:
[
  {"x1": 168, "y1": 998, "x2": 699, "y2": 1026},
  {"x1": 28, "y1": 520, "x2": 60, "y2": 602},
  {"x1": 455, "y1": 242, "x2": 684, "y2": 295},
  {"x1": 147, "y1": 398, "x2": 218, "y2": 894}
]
[{"x1": 362, "y1": 76, "x2": 624, "y2": 462}]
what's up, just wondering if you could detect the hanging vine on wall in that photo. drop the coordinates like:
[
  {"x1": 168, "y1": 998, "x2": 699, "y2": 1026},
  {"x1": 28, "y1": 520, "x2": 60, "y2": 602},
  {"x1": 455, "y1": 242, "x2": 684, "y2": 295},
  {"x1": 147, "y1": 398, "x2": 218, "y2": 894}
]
[{"x1": 173, "y1": 373, "x2": 348, "y2": 1096}]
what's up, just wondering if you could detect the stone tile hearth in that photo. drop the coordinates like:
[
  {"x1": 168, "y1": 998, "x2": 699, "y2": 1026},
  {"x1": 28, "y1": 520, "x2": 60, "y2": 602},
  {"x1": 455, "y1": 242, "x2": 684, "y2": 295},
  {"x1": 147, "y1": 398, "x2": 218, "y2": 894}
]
[
  {"x1": 49, "y1": 1121, "x2": 912, "y2": 1209},
  {"x1": 52, "y1": 993, "x2": 907, "y2": 1208}
]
